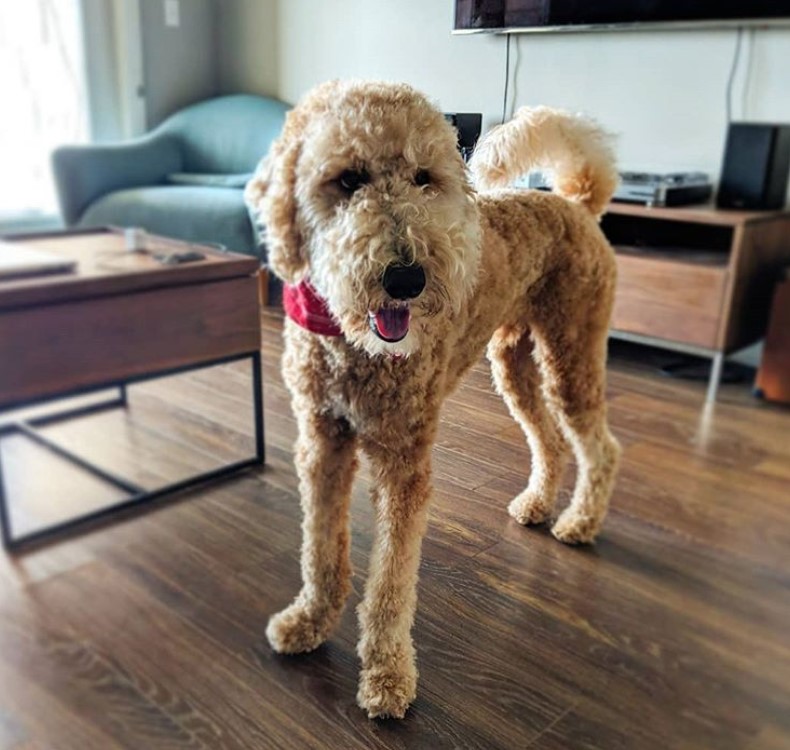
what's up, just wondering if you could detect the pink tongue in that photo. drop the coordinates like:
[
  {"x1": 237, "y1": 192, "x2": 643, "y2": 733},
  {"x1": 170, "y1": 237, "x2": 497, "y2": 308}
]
[{"x1": 373, "y1": 307, "x2": 410, "y2": 341}]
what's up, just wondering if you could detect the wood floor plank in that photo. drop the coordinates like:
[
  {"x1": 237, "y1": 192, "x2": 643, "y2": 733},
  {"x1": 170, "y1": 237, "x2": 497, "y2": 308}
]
[
  {"x1": 0, "y1": 661, "x2": 125, "y2": 750},
  {"x1": 615, "y1": 441, "x2": 790, "y2": 569},
  {"x1": 468, "y1": 529, "x2": 789, "y2": 748}
]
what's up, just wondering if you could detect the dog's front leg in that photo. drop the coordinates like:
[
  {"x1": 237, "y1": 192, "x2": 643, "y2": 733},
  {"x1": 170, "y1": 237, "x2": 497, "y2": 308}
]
[
  {"x1": 356, "y1": 439, "x2": 433, "y2": 719},
  {"x1": 266, "y1": 410, "x2": 358, "y2": 654}
]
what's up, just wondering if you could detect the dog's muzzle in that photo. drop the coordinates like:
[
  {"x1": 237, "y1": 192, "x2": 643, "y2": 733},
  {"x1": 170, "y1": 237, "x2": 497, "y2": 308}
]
[{"x1": 368, "y1": 264, "x2": 426, "y2": 343}]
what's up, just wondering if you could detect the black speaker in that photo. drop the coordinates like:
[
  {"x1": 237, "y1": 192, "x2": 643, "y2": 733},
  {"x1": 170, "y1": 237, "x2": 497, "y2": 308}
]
[
  {"x1": 444, "y1": 113, "x2": 482, "y2": 162},
  {"x1": 717, "y1": 123, "x2": 790, "y2": 210}
]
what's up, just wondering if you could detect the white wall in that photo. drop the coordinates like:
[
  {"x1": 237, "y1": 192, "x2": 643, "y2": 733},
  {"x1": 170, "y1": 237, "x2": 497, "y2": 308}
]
[
  {"x1": 140, "y1": 0, "x2": 218, "y2": 127},
  {"x1": 217, "y1": 0, "x2": 279, "y2": 96},
  {"x1": 218, "y1": 0, "x2": 790, "y2": 184}
]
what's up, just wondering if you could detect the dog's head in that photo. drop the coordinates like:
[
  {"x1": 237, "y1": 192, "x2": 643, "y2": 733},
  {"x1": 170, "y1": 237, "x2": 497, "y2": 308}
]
[{"x1": 246, "y1": 80, "x2": 481, "y2": 357}]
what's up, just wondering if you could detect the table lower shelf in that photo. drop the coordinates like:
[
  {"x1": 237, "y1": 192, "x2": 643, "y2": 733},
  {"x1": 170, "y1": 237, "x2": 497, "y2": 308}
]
[{"x1": 0, "y1": 351, "x2": 264, "y2": 551}]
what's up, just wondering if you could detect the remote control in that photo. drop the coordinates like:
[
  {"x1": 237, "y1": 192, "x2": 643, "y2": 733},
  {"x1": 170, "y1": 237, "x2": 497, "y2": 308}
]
[{"x1": 154, "y1": 251, "x2": 206, "y2": 265}]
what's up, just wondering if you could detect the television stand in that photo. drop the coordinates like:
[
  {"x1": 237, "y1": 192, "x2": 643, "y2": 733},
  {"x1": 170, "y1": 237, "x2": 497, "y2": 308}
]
[{"x1": 601, "y1": 202, "x2": 790, "y2": 402}]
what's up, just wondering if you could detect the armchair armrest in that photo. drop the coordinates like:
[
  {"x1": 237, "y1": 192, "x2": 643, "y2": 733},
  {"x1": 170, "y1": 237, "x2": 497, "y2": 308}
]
[{"x1": 51, "y1": 134, "x2": 182, "y2": 226}]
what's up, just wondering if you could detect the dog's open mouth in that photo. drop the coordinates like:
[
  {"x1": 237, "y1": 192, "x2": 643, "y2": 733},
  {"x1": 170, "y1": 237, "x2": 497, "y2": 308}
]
[{"x1": 368, "y1": 304, "x2": 410, "y2": 342}]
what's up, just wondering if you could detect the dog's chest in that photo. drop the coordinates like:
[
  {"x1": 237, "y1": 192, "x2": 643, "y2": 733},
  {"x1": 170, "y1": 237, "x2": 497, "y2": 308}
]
[{"x1": 321, "y1": 346, "x2": 445, "y2": 440}]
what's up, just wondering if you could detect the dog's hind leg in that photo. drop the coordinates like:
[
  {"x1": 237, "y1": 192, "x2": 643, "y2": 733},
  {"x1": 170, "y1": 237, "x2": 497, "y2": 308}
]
[
  {"x1": 531, "y1": 319, "x2": 621, "y2": 545},
  {"x1": 266, "y1": 410, "x2": 358, "y2": 653},
  {"x1": 487, "y1": 326, "x2": 570, "y2": 525}
]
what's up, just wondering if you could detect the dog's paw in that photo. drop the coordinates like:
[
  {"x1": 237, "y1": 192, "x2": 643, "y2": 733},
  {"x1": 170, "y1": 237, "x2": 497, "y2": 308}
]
[
  {"x1": 551, "y1": 510, "x2": 600, "y2": 545},
  {"x1": 508, "y1": 492, "x2": 553, "y2": 525},
  {"x1": 357, "y1": 664, "x2": 417, "y2": 719},
  {"x1": 266, "y1": 604, "x2": 332, "y2": 654}
]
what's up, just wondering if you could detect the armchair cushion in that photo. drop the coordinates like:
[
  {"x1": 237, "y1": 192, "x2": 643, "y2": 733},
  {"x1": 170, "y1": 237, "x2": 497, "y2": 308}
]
[
  {"x1": 166, "y1": 172, "x2": 253, "y2": 188},
  {"x1": 80, "y1": 186, "x2": 256, "y2": 257}
]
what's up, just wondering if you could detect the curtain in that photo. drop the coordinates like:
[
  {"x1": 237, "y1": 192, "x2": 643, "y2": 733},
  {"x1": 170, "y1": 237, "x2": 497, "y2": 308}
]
[{"x1": 0, "y1": 0, "x2": 89, "y2": 219}]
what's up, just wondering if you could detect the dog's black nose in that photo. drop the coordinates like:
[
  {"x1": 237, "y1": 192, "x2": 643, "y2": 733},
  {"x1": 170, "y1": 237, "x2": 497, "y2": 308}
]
[{"x1": 381, "y1": 264, "x2": 426, "y2": 300}]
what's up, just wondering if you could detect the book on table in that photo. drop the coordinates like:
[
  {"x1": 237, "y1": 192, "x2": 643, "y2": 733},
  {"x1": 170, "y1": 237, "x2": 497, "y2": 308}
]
[{"x1": 0, "y1": 240, "x2": 77, "y2": 280}]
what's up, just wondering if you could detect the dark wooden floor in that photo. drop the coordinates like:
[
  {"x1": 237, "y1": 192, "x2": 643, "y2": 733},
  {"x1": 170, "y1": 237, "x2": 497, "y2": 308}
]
[{"x1": 1, "y1": 309, "x2": 788, "y2": 750}]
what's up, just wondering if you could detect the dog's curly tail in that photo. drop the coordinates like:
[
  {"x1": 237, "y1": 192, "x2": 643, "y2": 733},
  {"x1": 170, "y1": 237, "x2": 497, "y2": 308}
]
[{"x1": 469, "y1": 106, "x2": 618, "y2": 218}]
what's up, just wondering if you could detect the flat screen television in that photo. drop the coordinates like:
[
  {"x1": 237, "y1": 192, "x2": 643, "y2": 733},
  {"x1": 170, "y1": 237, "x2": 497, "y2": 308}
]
[{"x1": 454, "y1": 1, "x2": 790, "y2": 33}]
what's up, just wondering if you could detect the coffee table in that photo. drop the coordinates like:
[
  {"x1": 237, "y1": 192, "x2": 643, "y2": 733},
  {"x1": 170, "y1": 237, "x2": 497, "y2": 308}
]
[{"x1": 0, "y1": 227, "x2": 264, "y2": 550}]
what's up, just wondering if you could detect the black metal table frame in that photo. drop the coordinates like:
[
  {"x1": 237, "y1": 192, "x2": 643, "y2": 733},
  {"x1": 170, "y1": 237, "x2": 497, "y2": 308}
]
[{"x1": 0, "y1": 351, "x2": 264, "y2": 552}]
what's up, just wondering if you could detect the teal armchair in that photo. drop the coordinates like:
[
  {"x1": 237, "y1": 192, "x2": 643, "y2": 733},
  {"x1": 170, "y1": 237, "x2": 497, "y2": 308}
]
[{"x1": 52, "y1": 94, "x2": 290, "y2": 259}]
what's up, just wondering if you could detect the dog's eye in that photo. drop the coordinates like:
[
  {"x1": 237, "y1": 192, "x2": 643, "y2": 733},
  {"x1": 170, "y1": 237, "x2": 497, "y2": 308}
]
[
  {"x1": 414, "y1": 169, "x2": 431, "y2": 187},
  {"x1": 337, "y1": 169, "x2": 369, "y2": 193}
]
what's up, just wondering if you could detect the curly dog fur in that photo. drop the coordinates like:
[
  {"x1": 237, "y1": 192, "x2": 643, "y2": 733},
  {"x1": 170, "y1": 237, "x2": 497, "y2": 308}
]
[{"x1": 246, "y1": 80, "x2": 621, "y2": 719}]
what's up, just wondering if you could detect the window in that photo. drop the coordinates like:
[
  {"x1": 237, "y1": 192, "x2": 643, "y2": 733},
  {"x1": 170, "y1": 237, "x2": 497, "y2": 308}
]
[{"x1": 0, "y1": 0, "x2": 88, "y2": 221}]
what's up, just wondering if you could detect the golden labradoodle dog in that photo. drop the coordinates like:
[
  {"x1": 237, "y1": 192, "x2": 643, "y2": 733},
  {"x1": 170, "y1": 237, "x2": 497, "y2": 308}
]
[{"x1": 246, "y1": 80, "x2": 621, "y2": 719}]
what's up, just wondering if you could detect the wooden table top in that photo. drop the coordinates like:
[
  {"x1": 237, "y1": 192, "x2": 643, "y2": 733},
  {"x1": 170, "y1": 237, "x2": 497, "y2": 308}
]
[
  {"x1": 605, "y1": 201, "x2": 790, "y2": 226},
  {"x1": 0, "y1": 228, "x2": 260, "y2": 311}
]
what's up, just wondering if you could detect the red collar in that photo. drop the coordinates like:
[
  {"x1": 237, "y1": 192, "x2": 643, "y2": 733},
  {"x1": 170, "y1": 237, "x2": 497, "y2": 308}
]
[{"x1": 282, "y1": 280, "x2": 344, "y2": 337}]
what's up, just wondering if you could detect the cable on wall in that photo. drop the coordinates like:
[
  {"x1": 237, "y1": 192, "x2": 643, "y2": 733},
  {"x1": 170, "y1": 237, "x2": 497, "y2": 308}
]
[
  {"x1": 501, "y1": 33, "x2": 511, "y2": 124},
  {"x1": 725, "y1": 27, "x2": 744, "y2": 123},
  {"x1": 509, "y1": 34, "x2": 521, "y2": 121},
  {"x1": 740, "y1": 28, "x2": 755, "y2": 119}
]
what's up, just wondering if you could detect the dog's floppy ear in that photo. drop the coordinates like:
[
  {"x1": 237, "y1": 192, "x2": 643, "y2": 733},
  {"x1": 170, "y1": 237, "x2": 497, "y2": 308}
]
[{"x1": 245, "y1": 116, "x2": 307, "y2": 284}]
